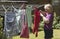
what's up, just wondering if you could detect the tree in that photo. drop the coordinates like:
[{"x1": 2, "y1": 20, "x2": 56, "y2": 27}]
[{"x1": 52, "y1": 0, "x2": 60, "y2": 16}]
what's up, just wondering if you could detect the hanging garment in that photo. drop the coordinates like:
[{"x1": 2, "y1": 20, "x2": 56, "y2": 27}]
[
  {"x1": 32, "y1": 7, "x2": 40, "y2": 37},
  {"x1": 26, "y1": 6, "x2": 32, "y2": 28},
  {"x1": 4, "y1": 11, "x2": 17, "y2": 39},
  {"x1": 14, "y1": 9, "x2": 22, "y2": 33},
  {"x1": 20, "y1": 9, "x2": 29, "y2": 38}
]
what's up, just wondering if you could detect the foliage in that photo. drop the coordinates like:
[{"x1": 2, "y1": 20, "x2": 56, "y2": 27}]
[
  {"x1": 0, "y1": 17, "x2": 7, "y2": 39},
  {"x1": 53, "y1": 12, "x2": 60, "y2": 29},
  {"x1": 0, "y1": 17, "x2": 3, "y2": 39}
]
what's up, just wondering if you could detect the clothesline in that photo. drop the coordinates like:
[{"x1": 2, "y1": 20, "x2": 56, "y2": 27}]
[{"x1": 0, "y1": 1, "x2": 28, "y2": 3}]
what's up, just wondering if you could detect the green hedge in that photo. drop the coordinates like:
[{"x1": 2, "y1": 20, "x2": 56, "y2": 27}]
[{"x1": 0, "y1": 17, "x2": 3, "y2": 39}]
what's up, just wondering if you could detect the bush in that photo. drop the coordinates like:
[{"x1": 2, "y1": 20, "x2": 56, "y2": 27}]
[
  {"x1": 55, "y1": 23, "x2": 60, "y2": 29},
  {"x1": 0, "y1": 17, "x2": 3, "y2": 39},
  {"x1": 0, "y1": 17, "x2": 7, "y2": 39},
  {"x1": 53, "y1": 12, "x2": 60, "y2": 29}
]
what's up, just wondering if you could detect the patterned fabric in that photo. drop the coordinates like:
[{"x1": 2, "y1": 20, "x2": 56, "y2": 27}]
[{"x1": 4, "y1": 11, "x2": 17, "y2": 39}]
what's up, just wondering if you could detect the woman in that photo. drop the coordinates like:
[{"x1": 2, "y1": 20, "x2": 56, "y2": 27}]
[{"x1": 40, "y1": 4, "x2": 54, "y2": 39}]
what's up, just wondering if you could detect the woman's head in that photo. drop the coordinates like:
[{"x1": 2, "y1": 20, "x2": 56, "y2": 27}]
[{"x1": 44, "y1": 4, "x2": 53, "y2": 13}]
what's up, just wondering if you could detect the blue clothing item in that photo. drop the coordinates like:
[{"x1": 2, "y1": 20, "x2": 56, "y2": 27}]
[{"x1": 4, "y1": 11, "x2": 17, "y2": 39}]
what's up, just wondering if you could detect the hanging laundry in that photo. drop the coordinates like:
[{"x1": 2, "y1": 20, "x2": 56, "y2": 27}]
[
  {"x1": 14, "y1": 9, "x2": 22, "y2": 34},
  {"x1": 20, "y1": 9, "x2": 29, "y2": 38},
  {"x1": 26, "y1": 5, "x2": 32, "y2": 32},
  {"x1": 4, "y1": 11, "x2": 17, "y2": 39},
  {"x1": 32, "y1": 7, "x2": 40, "y2": 37}
]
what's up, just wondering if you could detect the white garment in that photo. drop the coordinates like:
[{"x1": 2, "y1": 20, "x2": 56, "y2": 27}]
[{"x1": 14, "y1": 9, "x2": 22, "y2": 33}]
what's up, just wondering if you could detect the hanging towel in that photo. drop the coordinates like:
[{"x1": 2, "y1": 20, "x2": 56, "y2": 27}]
[
  {"x1": 20, "y1": 9, "x2": 29, "y2": 38},
  {"x1": 26, "y1": 6, "x2": 32, "y2": 28},
  {"x1": 32, "y1": 7, "x2": 40, "y2": 37}
]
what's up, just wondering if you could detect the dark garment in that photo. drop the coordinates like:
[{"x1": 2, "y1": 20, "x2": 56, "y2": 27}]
[
  {"x1": 44, "y1": 29, "x2": 53, "y2": 38},
  {"x1": 44, "y1": 13, "x2": 54, "y2": 38}
]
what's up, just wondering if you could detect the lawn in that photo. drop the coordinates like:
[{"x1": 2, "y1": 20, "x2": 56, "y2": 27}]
[{"x1": 13, "y1": 29, "x2": 60, "y2": 39}]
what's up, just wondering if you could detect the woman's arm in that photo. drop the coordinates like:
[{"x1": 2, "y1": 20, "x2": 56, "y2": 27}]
[{"x1": 40, "y1": 13, "x2": 49, "y2": 24}]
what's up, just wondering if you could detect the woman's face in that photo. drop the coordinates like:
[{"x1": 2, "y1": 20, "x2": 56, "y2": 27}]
[{"x1": 45, "y1": 8, "x2": 49, "y2": 12}]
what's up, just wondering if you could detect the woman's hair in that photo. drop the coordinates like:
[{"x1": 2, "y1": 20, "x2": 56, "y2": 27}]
[
  {"x1": 44, "y1": 4, "x2": 53, "y2": 12},
  {"x1": 38, "y1": 5, "x2": 44, "y2": 11}
]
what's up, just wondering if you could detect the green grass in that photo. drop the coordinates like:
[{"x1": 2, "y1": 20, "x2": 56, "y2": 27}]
[{"x1": 13, "y1": 29, "x2": 60, "y2": 39}]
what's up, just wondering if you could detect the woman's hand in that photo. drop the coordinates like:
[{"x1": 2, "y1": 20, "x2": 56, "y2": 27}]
[
  {"x1": 40, "y1": 13, "x2": 44, "y2": 17},
  {"x1": 40, "y1": 10, "x2": 49, "y2": 24},
  {"x1": 40, "y1": 10, "x2": 46, "y2": 16}
]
